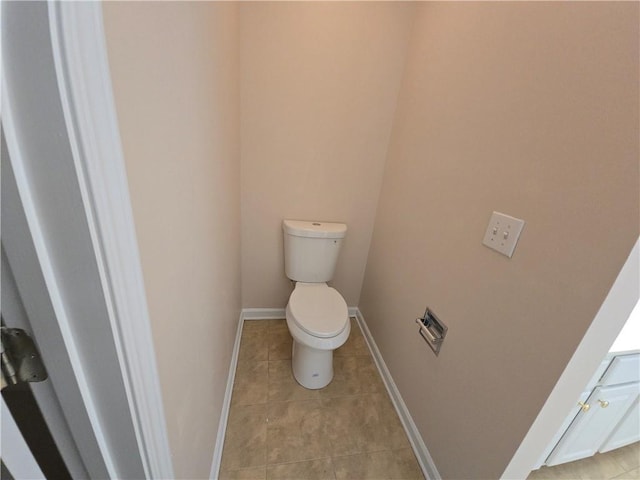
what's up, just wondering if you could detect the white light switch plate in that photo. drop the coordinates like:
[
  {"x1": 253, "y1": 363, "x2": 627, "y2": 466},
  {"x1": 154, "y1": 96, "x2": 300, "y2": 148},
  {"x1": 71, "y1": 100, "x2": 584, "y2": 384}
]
[{"x1": 482, "y1": 211, "x2": 525, "y2": 258}]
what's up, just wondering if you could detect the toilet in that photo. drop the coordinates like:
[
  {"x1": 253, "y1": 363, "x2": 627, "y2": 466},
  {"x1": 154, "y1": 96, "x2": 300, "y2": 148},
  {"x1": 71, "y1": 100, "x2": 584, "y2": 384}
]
[{"x1": 283, "y1": 220, "x2": 350, "y2": 389}]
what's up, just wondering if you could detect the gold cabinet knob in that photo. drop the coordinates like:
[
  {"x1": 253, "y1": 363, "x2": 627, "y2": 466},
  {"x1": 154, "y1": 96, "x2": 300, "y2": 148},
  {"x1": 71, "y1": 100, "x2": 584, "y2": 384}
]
[
  {"x1": 598, "y1": 399, "x2": 609, "y2": 408},
  {"x1": 578, "y1": 401, "x2": 590, "y2": 412}
]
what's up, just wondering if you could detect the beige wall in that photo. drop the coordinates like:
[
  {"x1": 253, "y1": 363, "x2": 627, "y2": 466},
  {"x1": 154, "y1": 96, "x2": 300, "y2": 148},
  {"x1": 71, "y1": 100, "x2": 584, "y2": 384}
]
[
  {"x1": 359, "y1": 3, "x2": 639, "y2": 479},
  {"x1": 240, "y1": 2, "x2": 415, "y2": 308},
  {"x1": 103, "y1": 3, "x2": 240, "y2": 478}
]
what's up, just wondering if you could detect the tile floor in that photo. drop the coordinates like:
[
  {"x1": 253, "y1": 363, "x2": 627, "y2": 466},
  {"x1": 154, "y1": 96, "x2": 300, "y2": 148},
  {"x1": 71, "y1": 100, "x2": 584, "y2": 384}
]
[
  {"x1": 219, "y1": 318, "x2": 424, "y2": 480},
  {"x1": 527, "y1": 442, "x2": 640, "y2": 480}
]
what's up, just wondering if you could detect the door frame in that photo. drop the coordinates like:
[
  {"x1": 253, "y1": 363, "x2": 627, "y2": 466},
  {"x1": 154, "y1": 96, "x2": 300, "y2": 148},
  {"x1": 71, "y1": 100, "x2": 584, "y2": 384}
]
[
  {"x1": 4, "y1": 1, "x2": 636, "y2": 479},
  {"x1": 502, "y1": 239, "x2": 639, "y2": 478},
  {"x1": 2, "y1": 1, "x2": 173, "y2": 478}
]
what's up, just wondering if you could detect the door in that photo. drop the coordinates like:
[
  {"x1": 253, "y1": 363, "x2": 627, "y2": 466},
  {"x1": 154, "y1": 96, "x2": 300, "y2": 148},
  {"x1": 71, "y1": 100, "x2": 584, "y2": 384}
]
[
  {"x1": 1, "y1": 397, "x2": 45, "y2": 480},
  {"x1": 600, "y1": 393, "x2": 640, "y2": 452},
  {"x1": 545, "y1": 383, "x2": 640, "y2": 466},
  {"x1": 1, "y1": 323, "x2": 75, "y2": 480},
  {"x1": 1, "y1": 135, "x2": 97, "y2": 479}
]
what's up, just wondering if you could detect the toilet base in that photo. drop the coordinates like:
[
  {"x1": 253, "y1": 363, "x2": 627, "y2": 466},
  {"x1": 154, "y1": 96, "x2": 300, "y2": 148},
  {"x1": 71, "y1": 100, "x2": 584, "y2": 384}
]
[{"x1": 291, "y1": 340, "x2": 333, "y2": 389}]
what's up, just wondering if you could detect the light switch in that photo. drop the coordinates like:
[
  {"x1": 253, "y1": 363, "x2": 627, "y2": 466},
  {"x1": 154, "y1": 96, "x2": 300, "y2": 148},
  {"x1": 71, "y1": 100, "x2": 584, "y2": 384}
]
[{"x1": 482, "y1": 211, "x2": 525, "y2": 258}]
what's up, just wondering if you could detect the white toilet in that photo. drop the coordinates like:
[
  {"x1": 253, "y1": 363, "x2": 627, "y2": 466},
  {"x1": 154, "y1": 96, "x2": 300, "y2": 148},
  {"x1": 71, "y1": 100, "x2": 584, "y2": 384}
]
[{"x1": 283, "y1": 220, "x2": 350, "y2": 389}]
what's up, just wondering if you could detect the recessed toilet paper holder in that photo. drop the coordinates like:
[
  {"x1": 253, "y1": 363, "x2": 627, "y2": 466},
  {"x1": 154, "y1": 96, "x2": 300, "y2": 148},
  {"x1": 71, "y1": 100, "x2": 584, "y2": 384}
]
[{"x1": 415, "y1": 308, "x2": 447, "y2": 356}]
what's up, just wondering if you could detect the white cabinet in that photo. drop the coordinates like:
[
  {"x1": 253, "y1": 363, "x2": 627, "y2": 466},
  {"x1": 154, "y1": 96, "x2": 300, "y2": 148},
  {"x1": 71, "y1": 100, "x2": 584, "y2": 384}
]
[
  {"x1": 545, "y1": 383, "x2": 640, "y2": 465},
  {"x1": 543, "y1": 353, "x2": 640, "y2": 467},
  {"x1": 600, "y1": 396, "x2": 640, "y2": 452}
]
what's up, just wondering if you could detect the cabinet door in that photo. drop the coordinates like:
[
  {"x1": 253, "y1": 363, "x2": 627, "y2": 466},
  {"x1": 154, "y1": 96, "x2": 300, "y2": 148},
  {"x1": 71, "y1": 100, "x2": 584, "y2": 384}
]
[
  {"x1": 533, "y1": 391, "x2": 591, "y2": 469},
  {"x1": 533, "y1": 358, "x2": 614, "y2": 470},
  {"x1": 600, "y1": 388, "x2": 640, "y2": 453},
  {"x1": 546, "y1": 383, "x2": 639, "y2": 466}
]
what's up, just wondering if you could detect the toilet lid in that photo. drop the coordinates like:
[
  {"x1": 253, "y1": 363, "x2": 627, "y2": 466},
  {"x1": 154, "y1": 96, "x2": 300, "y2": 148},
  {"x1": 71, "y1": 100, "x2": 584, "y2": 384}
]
[{"x1": 289, "y1": 284, "x2": 348, "y2": 338}]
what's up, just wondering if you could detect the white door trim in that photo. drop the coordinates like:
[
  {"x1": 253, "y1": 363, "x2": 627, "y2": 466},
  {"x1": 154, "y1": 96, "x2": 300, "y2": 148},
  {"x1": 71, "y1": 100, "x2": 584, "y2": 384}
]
[
  {"x1": 46, "y1": 2, "x2": 174, "y2": 478},
  {"x1": 502, "y1": 239, "x2": 639, "y2": 479}
]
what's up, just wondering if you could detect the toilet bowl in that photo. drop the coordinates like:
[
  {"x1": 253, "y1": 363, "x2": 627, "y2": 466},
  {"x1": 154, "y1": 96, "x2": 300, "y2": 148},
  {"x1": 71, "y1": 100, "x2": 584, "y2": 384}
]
[{"x1": 286, "y1": 282, "x2": 350, "y2": 389}]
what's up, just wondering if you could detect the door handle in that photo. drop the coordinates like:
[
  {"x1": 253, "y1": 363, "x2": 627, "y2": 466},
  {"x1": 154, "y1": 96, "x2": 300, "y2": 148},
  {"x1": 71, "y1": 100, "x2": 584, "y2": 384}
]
[{"x1": 578, "y1": 401, "x2": 590, "y2": 412}]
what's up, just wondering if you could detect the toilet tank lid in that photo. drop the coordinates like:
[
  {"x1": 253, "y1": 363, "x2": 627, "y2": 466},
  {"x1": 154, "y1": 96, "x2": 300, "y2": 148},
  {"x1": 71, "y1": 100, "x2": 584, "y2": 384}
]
[{"x1": 283, "y1": 220, "x2": 347, "y2": 239}]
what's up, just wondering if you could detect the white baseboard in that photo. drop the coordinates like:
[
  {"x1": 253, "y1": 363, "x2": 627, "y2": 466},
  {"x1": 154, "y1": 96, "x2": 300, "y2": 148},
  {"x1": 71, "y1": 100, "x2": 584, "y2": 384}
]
[
  {"x1": 355, "y1": 309, "x2": 441, "y2": 480},
  {"x1": 242, "y1": 306, "x2": 359, "y2": 320},
  {"x1": 210, "y1": 307, "x2": 437, "y2": 480},
  {"x1": 209, "y1": 310, "x2": 245, "y2": 480},
  {"x1": 241, "y1": 308, "x2": 286, "y2": 320}
]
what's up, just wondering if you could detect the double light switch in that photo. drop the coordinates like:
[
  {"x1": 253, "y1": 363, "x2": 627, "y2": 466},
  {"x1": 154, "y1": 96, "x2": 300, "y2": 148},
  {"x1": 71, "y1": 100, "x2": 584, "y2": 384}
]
[{"x1": 482, "y1": 211, "x2": 525, "y2": 258}]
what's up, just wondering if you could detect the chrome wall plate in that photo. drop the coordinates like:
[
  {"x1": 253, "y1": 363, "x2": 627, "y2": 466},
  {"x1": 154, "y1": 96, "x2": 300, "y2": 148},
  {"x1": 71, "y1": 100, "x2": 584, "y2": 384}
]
[{"x1": 415, "y1": 308, "x2": 447, "y2": 356}]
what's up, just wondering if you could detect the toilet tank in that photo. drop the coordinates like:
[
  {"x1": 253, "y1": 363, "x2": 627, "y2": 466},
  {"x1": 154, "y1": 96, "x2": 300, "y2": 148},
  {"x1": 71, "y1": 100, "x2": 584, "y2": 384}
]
[{"x1": 283, "y1": 220, "x2": 347, "y2": 283}]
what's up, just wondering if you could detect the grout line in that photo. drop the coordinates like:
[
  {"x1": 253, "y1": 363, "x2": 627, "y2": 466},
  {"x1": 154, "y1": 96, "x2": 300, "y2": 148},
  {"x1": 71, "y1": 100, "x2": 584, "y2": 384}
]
[{"x1": 265, "y1": 456, "x2": 333, "y2": 467}]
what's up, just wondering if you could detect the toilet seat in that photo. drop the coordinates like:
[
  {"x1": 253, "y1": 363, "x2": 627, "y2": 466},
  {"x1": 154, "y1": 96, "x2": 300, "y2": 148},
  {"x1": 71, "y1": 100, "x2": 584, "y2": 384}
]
[{"x1": 288, "y1": 283, "x2": 348, "y2": 338}]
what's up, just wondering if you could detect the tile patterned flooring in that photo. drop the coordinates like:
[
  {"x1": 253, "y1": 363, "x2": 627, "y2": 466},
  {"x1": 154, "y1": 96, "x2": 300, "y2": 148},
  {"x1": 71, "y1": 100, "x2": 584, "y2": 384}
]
[
  {"x1": 528, "y1": 442, "x2": 640, "y2": 480},
  {"x1": 219, "y1": 319, "x2": 424, "y2": 480}
]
